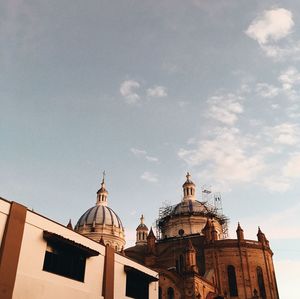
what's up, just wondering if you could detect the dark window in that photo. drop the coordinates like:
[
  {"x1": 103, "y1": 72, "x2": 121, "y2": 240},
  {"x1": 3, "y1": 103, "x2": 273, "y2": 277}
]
[
  {"x1": 159, "y1": 287, "x2": 162, "y2": 299},
  {"x1": 227, "y1": 265, "x2": 238, "y2": 297},
  {"x1": 257, "y1": 266, "x2": 266, "y2": 299},
  {"x1": 126, "y1": 270, "x2": 149, "y2": 299},
  {"x1": 167, "y1": 287, "x2": 174, "y2": 299},
  {"x1": 179, "y1": 254, "x2": 184, "y2": 273},
  {"x1": 43, "y1": 245, "x2": 86, "y2": 282}
]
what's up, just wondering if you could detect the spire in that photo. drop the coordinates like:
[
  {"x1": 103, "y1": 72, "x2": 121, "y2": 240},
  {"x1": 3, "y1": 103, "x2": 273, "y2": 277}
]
[
  {"x1": 186, "y1": 172, "x2": 191, "y2": 182},
  {"x1": 147, "y1": 227, "x2": 156, "y2": 254},
  {"x1": 211, "y1": 221, "x2": 218, "y2": 241},
  {"x1": 67, "y1": 219, "x2": 73, "y2": 230},
  {"x1": 136, "y1": 214, "x2": 148, "y2": 246},
  {"x1": 182, "y1": 172, "x2": 196, "y2": 201},
  {"x1": 202, "y1": 218, "x2": 212, "y2": 242},
  {"x1": 101, "y1": 170, "x2": 106, "y2": 187},
  {"x1": 185, "y1": 239, "x2": 198, "y2": 273},
  {"x1": 96, "y1": 171, "x2": 108, "y2": 206},
  {"x1": 236, "y1": 222, "x2": 244, "y2": 241},
  {"x1": 257, "y1": 226, "x2": 269, "y2": 246}
]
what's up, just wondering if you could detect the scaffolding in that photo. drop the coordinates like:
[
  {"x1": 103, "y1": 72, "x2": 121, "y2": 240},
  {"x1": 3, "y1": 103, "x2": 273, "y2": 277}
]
[{"x1": 156, "y1": 190, "x2": 229, "y2": 240}]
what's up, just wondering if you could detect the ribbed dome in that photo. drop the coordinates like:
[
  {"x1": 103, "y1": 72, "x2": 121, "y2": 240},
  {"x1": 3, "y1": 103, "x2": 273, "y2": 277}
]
[
  {"x1": 136, "y1": 223, "x2": 148, "y2": 230},
  {"x1": 75, "y1": 205, "x2": 124, "y2": 230},
  {"x1": 172, "y1": 200, "x2": 209, "y2": 216}
]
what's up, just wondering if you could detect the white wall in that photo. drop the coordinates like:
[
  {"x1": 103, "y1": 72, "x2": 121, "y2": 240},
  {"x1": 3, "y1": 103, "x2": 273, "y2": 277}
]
[
  {"x1": 0, "y1": 199, "x2": 158, "y2": 299},
  {"x1": 12, "y1": 209, "x2": 106, "y2": 299},
  {"x1": 114, "y1": 254, "x2": 158, "y2": 299}
]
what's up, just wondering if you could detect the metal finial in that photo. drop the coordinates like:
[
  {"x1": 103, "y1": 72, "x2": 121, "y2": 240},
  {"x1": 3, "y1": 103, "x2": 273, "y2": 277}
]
[
  {"x1": 186, "y1": 172, "x2": 191, "y2": 181},
  {"x1": 101, "y1": 170, "x2": 106, "y2": 186}
]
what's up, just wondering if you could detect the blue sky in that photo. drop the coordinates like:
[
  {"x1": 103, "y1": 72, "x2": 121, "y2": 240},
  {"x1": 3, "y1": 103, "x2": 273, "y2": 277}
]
[{"x1": 1, "y1": 1, "x2": 300, "y2": 297}]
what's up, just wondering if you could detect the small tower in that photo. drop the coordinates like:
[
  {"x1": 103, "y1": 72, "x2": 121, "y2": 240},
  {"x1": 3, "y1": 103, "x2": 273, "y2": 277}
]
[
  {"x1": 66, "y1": 219, "x2": 73, "y2": 230},
  {"x1": 236, "y1": 222, "x2": 244, "y2": 241},
  {"x1": 147, "y1": 228, "x2": 156, "y2": 254},
  {"x1": 182, "y1": 172, "x2": 196, "y2": 202},
  {"x1": 211, "y1": 221, "x2": 218, "y2": 241},
  {"x1": 96, "y1": 171, "x2": 108, "y2": 206},
  {"x1": 185, "y1": 239, "x2": 198, "y2": 273},
  {"x1": 202, "y1": 218, "x2": 212, "y2": 242},
  {"x1": 257, "y1": 227, "x2": 269, "y2": 246},
  {"x1": 136, "y1": 214, "x2": 149, "y2": 246}
]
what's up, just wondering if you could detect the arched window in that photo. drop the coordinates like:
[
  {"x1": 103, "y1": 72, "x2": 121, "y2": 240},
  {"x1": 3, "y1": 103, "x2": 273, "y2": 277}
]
[
  {"x1": 257, "y1": 266, "x2": 266, "y2": 299},
  {"x1": 179, "y1": 254, "x2": 184, "y2": 273},
  {"x1": 167, "y1": 287, "x2": 174, "y2": 299},
  {"x1": 159, "y1": 287, "x2": 162, "y2": 299},
  {"x1": 227, "y1": 265, "x2": 238, "y2": 296}
]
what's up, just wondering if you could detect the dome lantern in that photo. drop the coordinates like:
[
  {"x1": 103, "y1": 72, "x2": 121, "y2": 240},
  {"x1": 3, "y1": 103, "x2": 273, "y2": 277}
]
[
  {"x1": 136, "y1": 214, "x2": 149, "y2": 246},
  {"x1": 96, "y1": 171, "x2": 108, "y2": 206},
  {"x1": 182, "y1": 172, "x2": 196, "y2": 202}
]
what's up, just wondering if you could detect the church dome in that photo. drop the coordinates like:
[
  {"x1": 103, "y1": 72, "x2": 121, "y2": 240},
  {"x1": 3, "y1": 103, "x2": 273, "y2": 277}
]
[
  {"x1": 157, "y1": 173, "x2": 225, "y2": 240},
  {"x1": 171, "y1": 200, "x2": 209, "y2": 216},
  {"x1": 74, "y1": 173, "x2": 125, "y2": 251},
  {"x1": 75, "y1": 205, "x2": 124, "y2": 230}
]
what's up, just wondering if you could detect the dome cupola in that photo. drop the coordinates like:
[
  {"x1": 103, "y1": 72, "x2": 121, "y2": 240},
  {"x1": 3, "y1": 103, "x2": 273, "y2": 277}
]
[
  {"x1": 74, "y1": 172, "x2": 125, "y2": 251},
  {"x1": 136, "y1": 215, "x2": 148, "y2": 246},
  {"x1": 157, "y1": 173, "x2": 225, "y2": 240},
  {"x1": 182, "y1": 172, "x2": 196, "y2": 201}
]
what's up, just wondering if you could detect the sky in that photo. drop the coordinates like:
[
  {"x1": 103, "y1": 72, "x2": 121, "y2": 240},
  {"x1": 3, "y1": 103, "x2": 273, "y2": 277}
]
[{"x1": 1, "y1": 0, "x2": 300, "y2": 297}]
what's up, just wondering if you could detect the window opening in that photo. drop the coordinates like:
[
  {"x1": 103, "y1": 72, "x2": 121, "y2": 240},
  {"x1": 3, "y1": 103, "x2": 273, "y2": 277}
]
[
  {"x1": 257, "y1": 266, "x2": 266, "y2": 299},
  {"x1": 227, "y1": 265, "x2": 238, "y2": 297}
]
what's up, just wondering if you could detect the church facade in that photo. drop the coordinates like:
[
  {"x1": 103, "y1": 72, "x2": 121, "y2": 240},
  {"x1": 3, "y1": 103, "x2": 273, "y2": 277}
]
[{"x1": 125, "y1": 174, "x2": 280, "y2": 299}]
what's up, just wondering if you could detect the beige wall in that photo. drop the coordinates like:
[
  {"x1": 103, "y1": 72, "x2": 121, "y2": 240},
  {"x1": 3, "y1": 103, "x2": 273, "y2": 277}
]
[
  {"x1": 0, "y1": 199, "x2": 10, "y2": 246},
  {"x1": 162, "y1": 216, "x2": 223, "y2": 240},
  {"x1": 0, "y1": 199, "x2": 158, "y2": 299}
]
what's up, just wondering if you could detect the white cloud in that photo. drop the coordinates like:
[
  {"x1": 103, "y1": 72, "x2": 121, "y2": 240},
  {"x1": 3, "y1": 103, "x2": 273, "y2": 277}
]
[
  {"x1": 120, "y1": 80, "x2": 140, "y2": 104},
  {"x1": 141, "y1": 171, "x2": 158, "y2": 183},
  {"x1": 286, "y1": 104, "x2": 300, "y2": 119},
  {"x1": 278, "y1": 67, "x2": 300, "y2": 100},
  {"x1": 260, "y1": 42, "x2": 300, "y2": 60},
  {"x1": 130, "y1": 147, "x2": 147, "y2": 156},
  {"x1": 265, "y1": 123, "x2": 299, "y2": 145},
  {"x1": 278, "y1": 67, "x2": 300, "y2": 91},
  {"x1": 147, "y1": 86, "x2": 168, "y2": 98},
  {"x1": 145, "y1": 156, "x2": 159, "y2": 162},
  {"x1": 236, "y1": 202, "x2": 300, "y2": 240},
  {"x1": 246, "y1": 8, "x2": 299, "y2": 60},
  {"x1": 130, "y1": 147, "x2": 159, "y2": 163},
  {"x1": 207, "y1": 94, "x2": 244, "y2": 126},
  {"x1": 283, "y1": 153, "x2": 300, "y2": 178},
  {"x1": 178, "y1": 127, "x2": 264, "y2": 189},
  {"x1": 262, "y1": 176, "x2": 291, "y2": 192},
  {"x1": 246, "y1": 8, "x2": 294, "y2": 45},
  {"x1": 256, "y1": 83, "x2": 279, "y2": 98}
]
